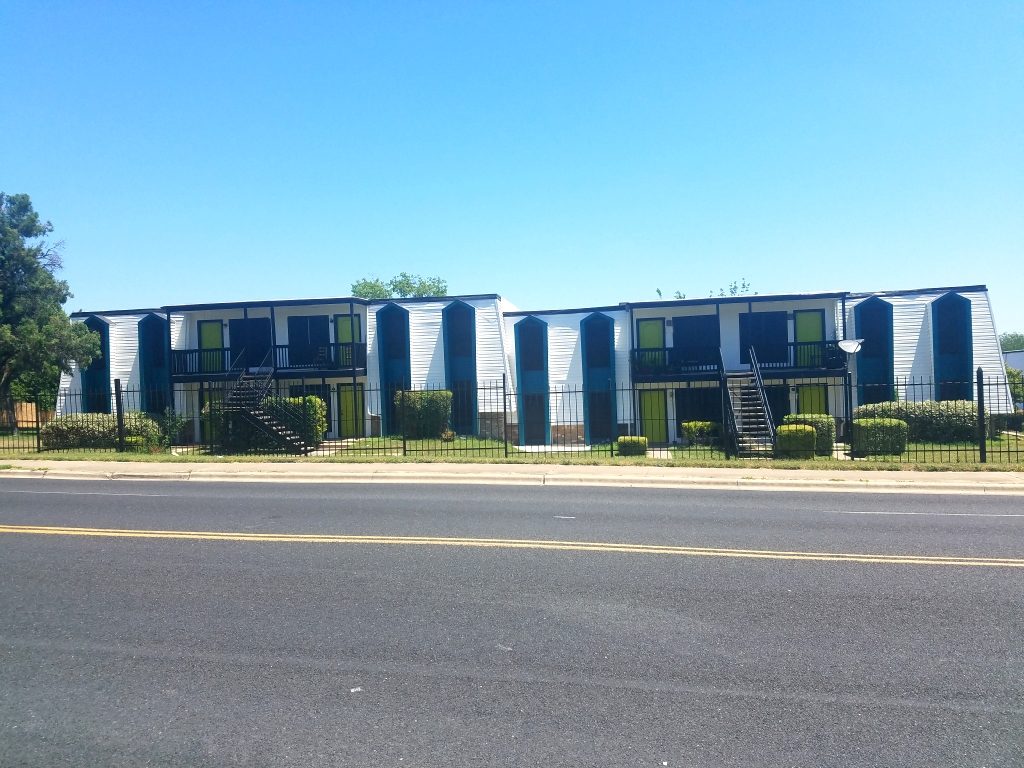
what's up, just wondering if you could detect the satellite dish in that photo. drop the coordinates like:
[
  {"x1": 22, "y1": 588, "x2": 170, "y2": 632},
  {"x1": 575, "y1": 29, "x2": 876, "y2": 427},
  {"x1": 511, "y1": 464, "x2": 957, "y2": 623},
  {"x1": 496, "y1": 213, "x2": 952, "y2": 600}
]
[{"x1": 837, "y1": 339, "x2": 864, "y2": 355}]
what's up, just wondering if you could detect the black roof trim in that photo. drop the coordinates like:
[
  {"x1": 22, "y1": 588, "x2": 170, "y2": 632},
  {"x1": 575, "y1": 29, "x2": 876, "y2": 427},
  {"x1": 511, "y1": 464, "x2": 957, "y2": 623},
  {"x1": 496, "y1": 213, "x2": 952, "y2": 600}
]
[
  {"x1": 847, "y1": 285, "x2": 987, "y2": 299},
  {"x1": 161, "y1": 293, "x2": 501, "y2": 312},
  {"x1": 367, "y1": 294, "x2": 501, "y2": 305},
  {"x1": 504, "y1": 305, "x2": 623, "y2": 318},
  {"x1": 623, "y1": 291, "x2": 848, "y2": 310},
  {"x1": 70, "y1": 308, "x2": 163, "y2": 318},
  {"x1": 162, "y1": 296, "x2": 371, "y2": 312}
]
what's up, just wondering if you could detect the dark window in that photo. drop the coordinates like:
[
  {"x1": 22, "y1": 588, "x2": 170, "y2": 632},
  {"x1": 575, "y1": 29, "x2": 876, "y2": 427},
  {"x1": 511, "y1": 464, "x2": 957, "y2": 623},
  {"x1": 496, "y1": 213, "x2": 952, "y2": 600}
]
[
  {"x1": 932, "y1": 293, "x2": 973, "y2": 400},
  {"x1": 673, "y1": 315, "x2": 720, "y2": 363},
  {"x1": 739, "y1": 312, "x2": 788, "y2": 364},
  {"x1": 582, "y1": 315, "x2": 613, "y2": 369},
  {"x1": 444, "y1": 303, "x2": 475, "y2": 358},
  {"x1": 518, "y1": 319, "x2": 546, "y2": 372},
  {"x1": 858, "y1": 301, "x2": 891, "y2": 360},
  {"x1": 675, "y1": 387, "x2": 721, "y2": 423},
  {"x1": 933, "y1": 294, "x2": 970, "y2": 356},
  {"x1": 378, "y1": 306, "x2": 409, "y2": 361},
  {"x1": 287, "y1": 315, "x2": 329, "y2": 366}
]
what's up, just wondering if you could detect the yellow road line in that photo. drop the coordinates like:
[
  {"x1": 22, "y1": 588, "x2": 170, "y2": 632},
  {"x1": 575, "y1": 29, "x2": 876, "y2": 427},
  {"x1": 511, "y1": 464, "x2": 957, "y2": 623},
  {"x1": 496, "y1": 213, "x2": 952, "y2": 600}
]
[{"x1": 1, "y1": 524, "x2": 1022, "y2": 568}]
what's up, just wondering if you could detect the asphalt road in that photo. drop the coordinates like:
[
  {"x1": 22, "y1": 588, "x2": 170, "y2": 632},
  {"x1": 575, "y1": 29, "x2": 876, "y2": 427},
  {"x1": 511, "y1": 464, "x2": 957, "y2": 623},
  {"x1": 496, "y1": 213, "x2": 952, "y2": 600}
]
[{"x1": 1, "y1": 479, "x2": 1022, "y2": 767}]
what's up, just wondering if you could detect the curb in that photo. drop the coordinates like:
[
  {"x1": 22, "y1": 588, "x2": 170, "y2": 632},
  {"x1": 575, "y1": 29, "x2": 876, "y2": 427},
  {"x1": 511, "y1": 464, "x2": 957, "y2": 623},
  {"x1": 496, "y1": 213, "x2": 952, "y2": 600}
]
[{"x1": 2, "y1": 468, "x2": 1022, "y2": 495}]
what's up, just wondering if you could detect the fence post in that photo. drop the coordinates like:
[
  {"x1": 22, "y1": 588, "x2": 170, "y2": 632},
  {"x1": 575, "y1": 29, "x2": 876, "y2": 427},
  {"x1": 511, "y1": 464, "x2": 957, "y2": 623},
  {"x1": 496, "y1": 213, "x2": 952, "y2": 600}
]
[
  {"x1": 502, "y1": 375, "x2": 509, "y2": 458},
  {"x1": 609, "y1": 379, "x2": 615, "y2": 457},
  {"x1": 114, "y1": 378, "x2": 126, "y2": 453},
  {"x1": 35, "y1": 389, "x2": 43, "y2": 452},
  {"x1": 977, "y1": 367, "x2": 986, "y2": 464},
  {"x1": 400, "y1": 389, "x2": 407, "y2": 457}
]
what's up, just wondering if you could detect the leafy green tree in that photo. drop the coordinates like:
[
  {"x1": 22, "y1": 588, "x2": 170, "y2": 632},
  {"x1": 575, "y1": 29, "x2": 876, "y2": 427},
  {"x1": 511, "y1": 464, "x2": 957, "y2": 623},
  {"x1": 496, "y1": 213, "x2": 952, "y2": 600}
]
[
  {"x1": 350, "y1": 277, "x2": 392, "y2": 299},
  {"x1": 351, "y1": 272, "x2": 448, "y2": 299},
  {"x1": 0, "y1": 193, "x2": 99, "y2": 429},
  {"x1": 1000, "y1": 332, "x2": 1024, "y2": 352}
]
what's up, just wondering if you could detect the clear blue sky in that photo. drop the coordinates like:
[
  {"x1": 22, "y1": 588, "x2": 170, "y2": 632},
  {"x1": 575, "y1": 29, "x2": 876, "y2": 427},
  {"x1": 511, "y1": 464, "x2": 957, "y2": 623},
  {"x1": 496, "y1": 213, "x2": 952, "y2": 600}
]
[{"x1": 3, "y1": 1, "x2": 1021, "y2": 332}]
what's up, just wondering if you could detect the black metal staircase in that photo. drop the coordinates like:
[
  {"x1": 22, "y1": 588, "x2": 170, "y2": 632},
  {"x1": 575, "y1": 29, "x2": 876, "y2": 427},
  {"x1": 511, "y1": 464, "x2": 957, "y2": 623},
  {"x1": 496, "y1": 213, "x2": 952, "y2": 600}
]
[
  {"x1": 725, "y1": 347, "x2": 776, "y2": 458},
  {"x1": 222, "y1": 351, "x2": 315, "y2": 455}
]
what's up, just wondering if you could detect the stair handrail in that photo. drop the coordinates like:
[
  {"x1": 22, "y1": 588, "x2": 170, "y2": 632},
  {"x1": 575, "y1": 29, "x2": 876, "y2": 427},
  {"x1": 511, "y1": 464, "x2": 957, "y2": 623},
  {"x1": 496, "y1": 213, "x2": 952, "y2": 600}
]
[
  {"x1": 247, "y1": 348, "x2": 276, "y2": 405},
  {"x1": 748, "y1": 346, "x2": 776, "y2": 446},
  {"x1": 719, "y1": 348, "x2": 739, "y2": 458},
  {"x1": 225, "y1": 348, "x2": 248, "y2": 393}
]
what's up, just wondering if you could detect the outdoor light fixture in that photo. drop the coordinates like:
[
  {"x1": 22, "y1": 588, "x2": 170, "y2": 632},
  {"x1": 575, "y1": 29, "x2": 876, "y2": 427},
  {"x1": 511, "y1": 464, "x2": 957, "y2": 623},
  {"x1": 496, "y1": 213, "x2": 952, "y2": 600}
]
[{"x1": 837, "y1": 339, "x2": 864, "y2": 355}]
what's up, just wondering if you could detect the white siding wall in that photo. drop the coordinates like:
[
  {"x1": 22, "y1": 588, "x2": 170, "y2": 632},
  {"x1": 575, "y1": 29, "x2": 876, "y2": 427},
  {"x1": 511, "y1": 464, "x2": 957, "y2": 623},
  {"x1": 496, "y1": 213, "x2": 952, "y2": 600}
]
[
  {"x1": 502, "y1": 310, "x2": 631, "y2": 428},
  {"x1": 58, "y1": 312, "x2": 170, "y2": 415},
  {"x1": 365, "y1": 298, "x2": 509, "y2": 417},
  {"x1": 846, "y1": 289, "x2": 1011, "y2": 411}
]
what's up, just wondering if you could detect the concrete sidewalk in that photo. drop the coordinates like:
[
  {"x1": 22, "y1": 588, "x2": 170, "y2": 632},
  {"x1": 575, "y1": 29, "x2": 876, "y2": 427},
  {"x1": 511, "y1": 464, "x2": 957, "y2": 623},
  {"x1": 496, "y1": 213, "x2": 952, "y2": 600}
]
[{"x1": 2, "y1": 459, "x2": 1023, "y2": 495}]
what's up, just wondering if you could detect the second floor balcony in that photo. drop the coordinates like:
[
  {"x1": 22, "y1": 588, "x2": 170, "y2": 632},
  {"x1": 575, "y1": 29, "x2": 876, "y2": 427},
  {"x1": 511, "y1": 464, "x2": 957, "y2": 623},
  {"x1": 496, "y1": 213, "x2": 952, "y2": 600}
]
[
  {"x1": 171, "y1": 342, "x2": 368, "y2": 378},
  {"x1": 632, "y1": 341, "x2": 847, "y2": 381}
]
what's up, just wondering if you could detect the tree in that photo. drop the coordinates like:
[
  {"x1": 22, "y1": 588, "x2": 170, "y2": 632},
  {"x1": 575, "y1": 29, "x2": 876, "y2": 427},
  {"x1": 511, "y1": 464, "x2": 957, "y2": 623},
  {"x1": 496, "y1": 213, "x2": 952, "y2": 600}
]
[
  {"x1": 1000, "y1": 332, "x2": 1024, "y2": 352},
  {"x1": 0, "y1": 193, "x2": 99, "y2": 429},
  {"x1": 710, "y1": 278, "x2": 756, "y2": 298},
  {"x1": 351, "y1": 272, "x2": 448, "y2": 300}
]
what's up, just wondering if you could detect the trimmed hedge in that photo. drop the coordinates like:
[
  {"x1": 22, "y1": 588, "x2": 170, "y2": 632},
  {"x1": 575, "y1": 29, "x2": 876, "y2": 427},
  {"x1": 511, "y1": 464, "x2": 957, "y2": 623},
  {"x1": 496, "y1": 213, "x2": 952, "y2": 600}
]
[
  {"x1": 774, "y1": 424, "x2": 816, "y2": 459},
  {"x1": 782, "y1": 413, "x2": 835, "y2": 456},
  {"x1": 853, "y1": 400, "x2": 980, "y2": 443},
  {"x1": 852, "y1": 418, "x2": 908, "y2": 456},
  {"x1": 263, "y1": 396, "x2": 328, "y2": 447},
  {"x1": 679, "y1": 421, "x2": 720, "y2": 446},
  {"x1": 991, "y1": 410, "x2": 1024, "y2": 432},
  {"x1": 40, "y1": 412, "x2": 162, "y2": 450},
  {"x1": 616, "y1": 436, "x2": 648, "y2": 456},
  {"x1": 394, "y1": 390, "x2": 452, "y2": 438}
]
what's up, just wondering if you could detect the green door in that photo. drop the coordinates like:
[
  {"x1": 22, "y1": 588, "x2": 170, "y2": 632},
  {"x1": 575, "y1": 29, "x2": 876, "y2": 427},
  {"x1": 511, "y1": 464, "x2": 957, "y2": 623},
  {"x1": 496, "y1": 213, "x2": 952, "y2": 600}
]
[
  {"x1": 794, "y1": 310, "x2": 824, "y2": 368},
  {"x1": 198, "y1": 320, "x2": 224, "y2": 373},
  {"x1": 335, "y1": 314, "x2": 362, "y2": 367},
  {"x1": 798, "y1": 384, "x2": 828, "y2": 414},
  {"x1": 338, "y1": 384, "x2": 365, "y2": 438},
  {"x1": 639, "y1": 390, "x2": 668, "y2": 444},
  {"x1": 637, "y1": 318, "x2": 666, "y2": 370}
]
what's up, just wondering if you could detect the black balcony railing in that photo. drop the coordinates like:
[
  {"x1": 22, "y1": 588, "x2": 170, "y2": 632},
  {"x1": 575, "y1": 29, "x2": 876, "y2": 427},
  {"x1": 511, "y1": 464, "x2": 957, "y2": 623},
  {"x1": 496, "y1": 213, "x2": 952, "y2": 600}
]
[
  {"x1": 755, "y1": 341, "x2": 847, "y2": 371},
  {"x1": 631, "y1": 346, "x2": 723, "y2": 379},
  {"x1": 632, "y1": 341, "x2": 847, "y2": 378},
  {"x1": 172, "y1": 343, "x2": 367, "y2": 377},
  {"x1": 273, "y1": 343, "x2": 367, "y2": 371},
  {"x1": 170, "y1": 348, "x2": 239, "y2": 376}
]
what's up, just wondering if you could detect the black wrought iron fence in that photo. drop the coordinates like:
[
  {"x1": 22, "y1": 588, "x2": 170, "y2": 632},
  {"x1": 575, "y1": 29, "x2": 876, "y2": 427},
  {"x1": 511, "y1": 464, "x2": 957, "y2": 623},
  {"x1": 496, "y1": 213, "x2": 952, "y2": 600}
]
[{"x1": 2, "y1": 370, "x2": 1020, "y2": 463}]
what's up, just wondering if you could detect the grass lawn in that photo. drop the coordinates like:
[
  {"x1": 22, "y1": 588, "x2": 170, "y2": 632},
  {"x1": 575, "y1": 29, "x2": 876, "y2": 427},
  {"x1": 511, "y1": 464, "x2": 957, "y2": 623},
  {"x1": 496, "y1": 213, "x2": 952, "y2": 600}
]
[
  {"x1": 342, "y1": 436, "x2": 507, "y2": 456},
  {"x1": 670, "y1": 446, "x2": 729, "y2": 461},
  {"x1": 0, "y1": 430, "x2": 38, "y2": 452},
  {"x1": 855, "y1": 435, "x2": 1024, "y2": 465},
  {"x1": 1, "y1": 434, "x2": 1021, "y2": 472}
]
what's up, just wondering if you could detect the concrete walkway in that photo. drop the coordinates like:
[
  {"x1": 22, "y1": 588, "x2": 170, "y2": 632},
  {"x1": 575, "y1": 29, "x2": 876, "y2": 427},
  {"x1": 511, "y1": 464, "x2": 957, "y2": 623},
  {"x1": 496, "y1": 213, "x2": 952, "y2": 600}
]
[{"x1": 2, "y1": 459, "x2": 1023, "y2": 495}]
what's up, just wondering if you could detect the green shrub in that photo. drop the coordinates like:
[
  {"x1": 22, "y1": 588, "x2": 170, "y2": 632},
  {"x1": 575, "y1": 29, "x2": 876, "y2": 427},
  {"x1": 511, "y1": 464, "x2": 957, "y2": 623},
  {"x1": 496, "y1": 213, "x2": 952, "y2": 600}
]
[
  {"x1": 263, "y1": 396, "x2": 328, "y2": 447},
  {"x1": 40, "y1": 412, "x2": 161, "y2": 450},
  {"x1": 616, "y1": 436, "x2": 648, "y2": 456},
  {"x1": 394, "y1": 390, "x2": 452, "y2": 438},
  {"x1": 853, "y1": 400, "x2": 980, "y2": 442},
  {"x1": 774, "y1": 424, "x2": 816, "y2": 459},
  {"x1": 782, "y1": 413, "x2": 835, "y2": 456},
  {"x1": 440, "y1": 429, "x2": 456, "y2": 442},
  {"x1": 154, "y1": 408, "x2": 189, "y2": 448},
  {"x1": 990, "y1": 409, "x2": 1024, "y2": 433},
  {"x1": 679, "y1": 421, "x2": 720, "y2": 446},
  {"x1": 851, "y1": 418, "x2": 908, "y2": 456}
]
